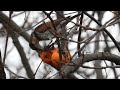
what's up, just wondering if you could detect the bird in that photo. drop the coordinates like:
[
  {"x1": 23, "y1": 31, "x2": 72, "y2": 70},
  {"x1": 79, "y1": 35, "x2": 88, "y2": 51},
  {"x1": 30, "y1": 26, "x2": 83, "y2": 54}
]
[
  {"x1": 39, "y1": 48, "x2": 71, "y2": 70},
  {"x1": 29, "y1": 13, "x2": 81, "y2": 51},
  {"x1": 29, "y1": 14, "x2": 82, "y2": 70}
]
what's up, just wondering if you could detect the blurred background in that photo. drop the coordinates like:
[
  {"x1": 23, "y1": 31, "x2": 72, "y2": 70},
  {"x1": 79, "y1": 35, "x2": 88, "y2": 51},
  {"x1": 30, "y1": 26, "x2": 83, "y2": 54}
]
[{"x1": 0, "y1": 11, "x2": 120, "y2": 79}]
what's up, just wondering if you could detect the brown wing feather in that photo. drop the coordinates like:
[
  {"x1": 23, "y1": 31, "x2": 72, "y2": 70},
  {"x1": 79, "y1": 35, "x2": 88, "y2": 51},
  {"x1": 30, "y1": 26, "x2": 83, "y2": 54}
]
[{"x1": 34, "y1": 19, "x2": 62, "y2": 33}]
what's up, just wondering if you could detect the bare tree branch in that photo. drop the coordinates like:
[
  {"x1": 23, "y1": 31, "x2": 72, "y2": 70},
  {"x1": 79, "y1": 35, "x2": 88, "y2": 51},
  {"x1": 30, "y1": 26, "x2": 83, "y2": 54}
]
[
  {"x1": 54, "y1": 52, "x2": 120, "y2": 79},
  {"x1": 77, "y1": 11, "x2": 83, "y2": 57},
  {"x1": 0, "y1": 11, "x2": 34, "y2": 79},
  {"x1": 12, "y1": 33, "x2": 34, "y2": 79},
  {"x1": 83, "y1": 11, "x2": 120, "y2": 53},
  {"x1": 5, "y1": 65, "x2": 27, "y2": 79},
  {"x1": 0, "y1": 50, "x2": 6, "y2": 79},
  {"x1": 0, "y1": 11, "x2": 30, "y2": 42}
]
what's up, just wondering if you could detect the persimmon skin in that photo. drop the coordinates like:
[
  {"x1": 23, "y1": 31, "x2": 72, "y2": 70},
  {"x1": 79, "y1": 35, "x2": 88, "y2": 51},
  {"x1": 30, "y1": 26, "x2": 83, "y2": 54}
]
[
  {"x1": 40, "y1": 50, "x2": 53, "y2": 64},
  {"x1": 40, "y1": 48, "x2": 71, "y2": 70}
]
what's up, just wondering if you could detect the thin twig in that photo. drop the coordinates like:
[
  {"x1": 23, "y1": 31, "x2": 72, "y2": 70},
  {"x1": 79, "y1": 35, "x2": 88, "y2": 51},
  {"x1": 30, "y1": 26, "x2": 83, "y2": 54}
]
[
  {"x1": 83, "y1": 11, "x2": 120, "y2": 53},
  {"x1": 0, "y1": 11, "x2": 30, "y2": 42},
  {"x1": 76, "y1": 72, "x2": 89, "y2": 79},
  {"x1": 82, "y1": 65, "x2": 120, "y2": 69},
  {"x1": 77, "y1": 11, "x2": 83, "y2": 57},
  {"x1": 72, "y1": 31, "x2": 100, "y2": 59},
  {"x1": 43, "y1": 11, "x2": 63, "y2": 67},
  {"x1": 47, "y1": 72, "x2": 59, "y2": 79},
  {"x1": 103, "y1": 55, "x2": 108, "y2": 78},
  {"x1": 3, "y1": 33, "x2": 9, "y2": 64},
  {"x1": 34, "y1": 60, "x2": 43, "y2": 78},
  {"x1": 5, "y1": 65, "x2": 28, "y2": 79},
  {"x1": 21, "y1": 11, "x2": 30, "y2": 28},
  {"x1": 3, "y1": 11, "x2": 12, "y2": 64},
  {"x1": 42, "y1": 71, "x2": 51, "y2": 79},
  {"x1": 11, "y1": 11, "x2": 26, "y2": 18},
  {"x1": 54, "y1": 52, "x2": 120, "y2": 79},
  {"x1": 19, "y1": 17, "x2": 48, "y2": 33}
]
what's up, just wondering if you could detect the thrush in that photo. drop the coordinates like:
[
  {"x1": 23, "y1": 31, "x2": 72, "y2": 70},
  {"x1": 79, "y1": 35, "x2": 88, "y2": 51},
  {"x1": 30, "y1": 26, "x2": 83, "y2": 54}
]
[{"x1": 29, "y1": 13, "x2": 81, "y2": 51}]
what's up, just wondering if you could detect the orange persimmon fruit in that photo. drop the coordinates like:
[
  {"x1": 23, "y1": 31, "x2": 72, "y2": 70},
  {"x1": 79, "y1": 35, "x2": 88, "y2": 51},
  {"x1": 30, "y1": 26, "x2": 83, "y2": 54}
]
[{"x1": 40, "y1": 48, "x2": 71, "y2": 70}]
